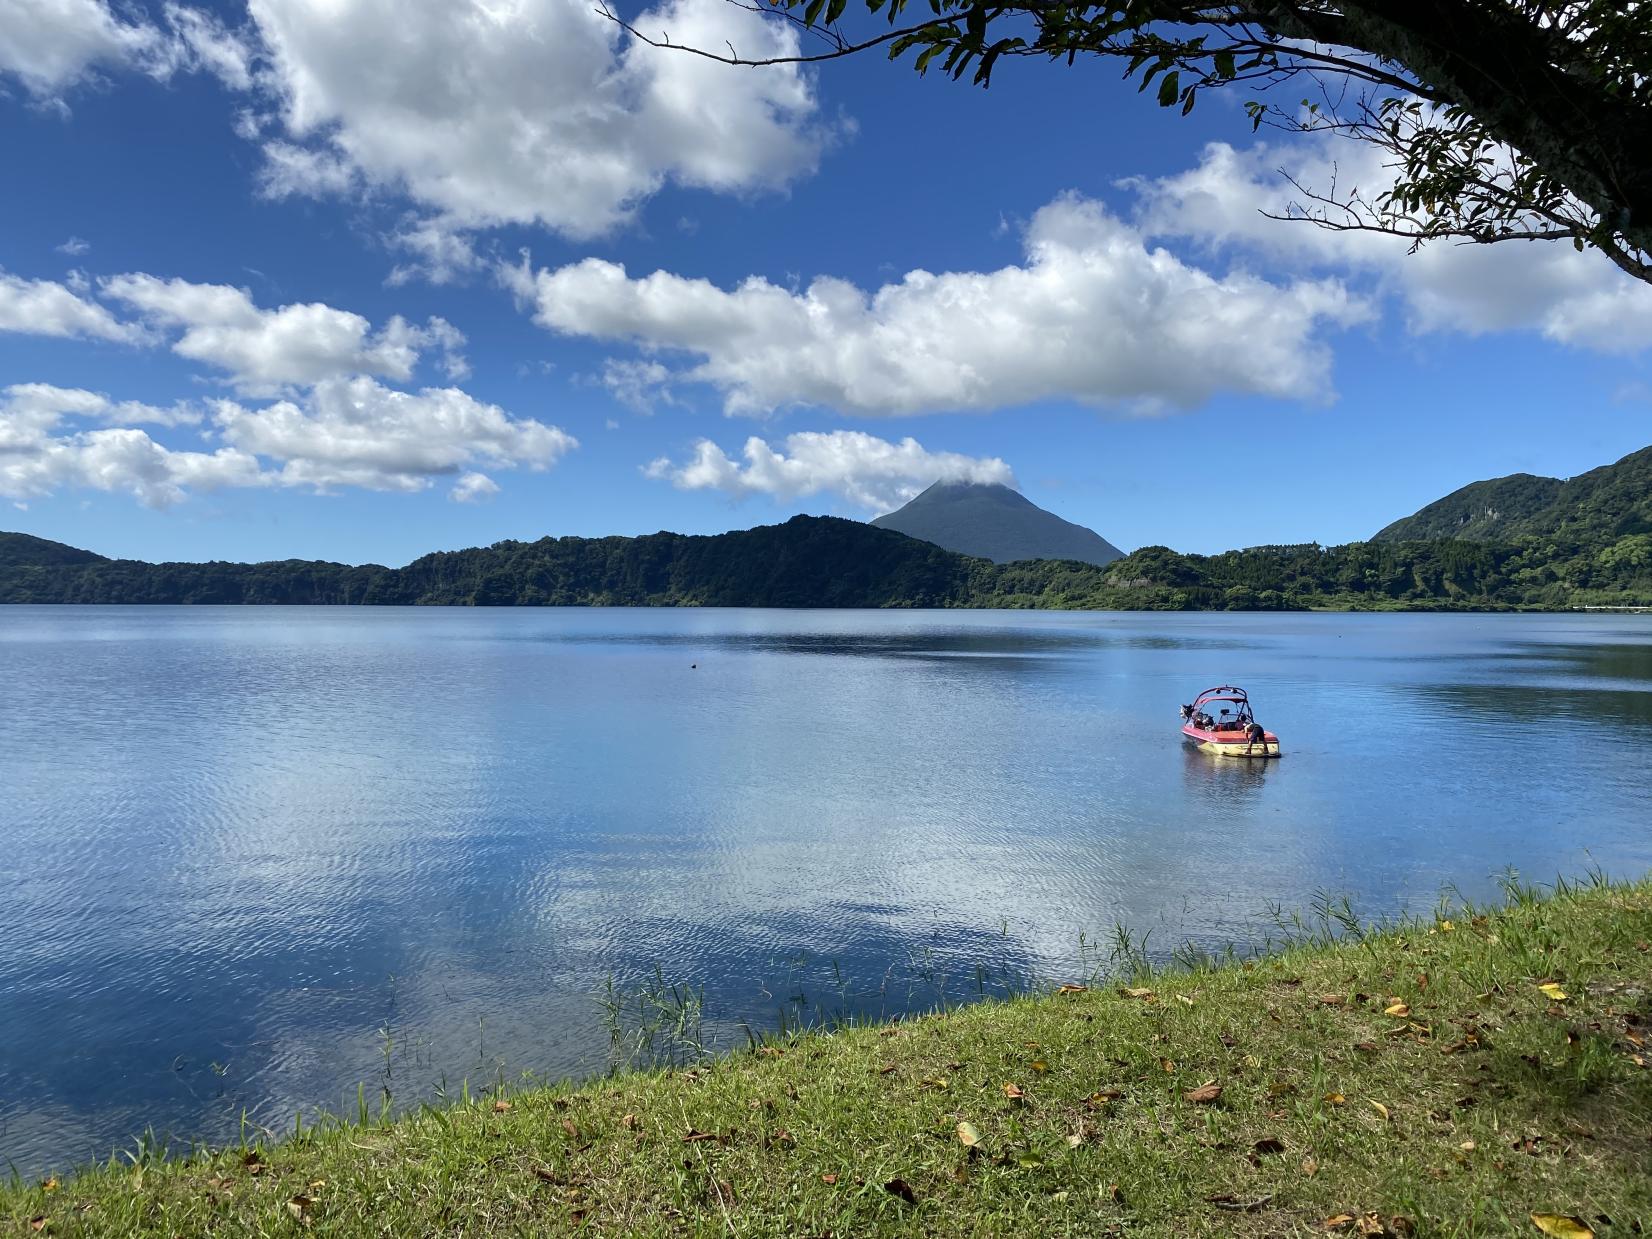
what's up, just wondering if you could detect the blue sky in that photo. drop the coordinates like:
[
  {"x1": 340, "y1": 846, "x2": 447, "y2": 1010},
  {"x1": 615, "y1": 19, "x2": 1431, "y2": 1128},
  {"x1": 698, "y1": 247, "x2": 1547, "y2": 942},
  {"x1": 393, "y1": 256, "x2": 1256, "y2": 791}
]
[{"x1": 2, "y1": 0, "x2": 1649, "y2": 566}]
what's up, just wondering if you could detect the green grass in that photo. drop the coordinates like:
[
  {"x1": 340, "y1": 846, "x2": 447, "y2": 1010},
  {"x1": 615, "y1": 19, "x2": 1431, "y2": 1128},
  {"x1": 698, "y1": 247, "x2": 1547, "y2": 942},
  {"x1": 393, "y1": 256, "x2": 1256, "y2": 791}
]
[{"x1": 6, "y1": 876, "x2": 1650, "y2": 1236}]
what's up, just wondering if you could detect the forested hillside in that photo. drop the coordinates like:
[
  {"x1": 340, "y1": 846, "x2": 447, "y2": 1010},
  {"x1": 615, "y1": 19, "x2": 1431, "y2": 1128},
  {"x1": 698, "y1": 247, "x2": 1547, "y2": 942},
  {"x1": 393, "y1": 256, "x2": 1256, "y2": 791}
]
[
  {"x1": 4, "y1": 515, "x2": 1650, "y2": 609},
  {"x1": 1375, "y1": 445, "x2": 1652, "y2": 545}
]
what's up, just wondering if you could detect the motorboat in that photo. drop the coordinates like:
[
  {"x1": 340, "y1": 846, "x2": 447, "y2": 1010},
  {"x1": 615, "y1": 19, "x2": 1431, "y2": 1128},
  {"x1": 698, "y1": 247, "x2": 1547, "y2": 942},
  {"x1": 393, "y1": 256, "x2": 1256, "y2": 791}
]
[{"x1": 1179, "y1": 685, "x2": 1281, "y2": 758}]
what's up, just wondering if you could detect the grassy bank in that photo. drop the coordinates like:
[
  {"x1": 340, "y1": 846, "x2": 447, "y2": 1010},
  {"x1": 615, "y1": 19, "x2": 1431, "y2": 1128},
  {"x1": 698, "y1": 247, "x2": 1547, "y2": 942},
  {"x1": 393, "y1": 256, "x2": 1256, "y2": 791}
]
[{"x1": 6, "y1": 878, "x2": 1650, "y2": 1237}]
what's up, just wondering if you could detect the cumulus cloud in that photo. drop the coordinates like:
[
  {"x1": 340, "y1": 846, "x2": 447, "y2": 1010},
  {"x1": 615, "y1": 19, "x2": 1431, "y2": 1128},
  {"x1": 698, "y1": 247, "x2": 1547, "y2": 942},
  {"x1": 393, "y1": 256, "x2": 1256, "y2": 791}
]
[
  {"x1": 243, "y1": 0, "x2": 829, "y2": 240},
  {"x1": 1, "y1": 375, "x2": 575, "y2": 507},
  {"x1": 0, "y1": 383, "x2": 263, "y2": 508},
  {"x1": 0, "y1": 0, "x2": 253, "y2": 100},
  {"x1": 1130, "y1": 139, "x2": 1652, "y2": 353},
  {"x1": 100, "y1": 273, "x2": 468, "y2": 392},
  {"x1": 0, "y1": 271, "x2": 142, "y2": 343},
  {"x1": 212, "y1": 375, "x2": 577, "y2": 493},
  {"x1": 644, "y1": 429, "x2": 1014, "y2": 511},
  {"x1": 507, "y1": 193, "x2": 1371, "y2": 416},
  {"x1": 450, "y1": 470, "x2": 500, "y2": 503},
  {"x1": 56, "y1": 236, "x2": 90, "y2": 256}
]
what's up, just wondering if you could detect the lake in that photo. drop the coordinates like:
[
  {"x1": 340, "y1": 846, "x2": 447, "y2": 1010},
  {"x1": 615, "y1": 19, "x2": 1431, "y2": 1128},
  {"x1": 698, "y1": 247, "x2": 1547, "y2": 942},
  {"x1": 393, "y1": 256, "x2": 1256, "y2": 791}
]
[{"x1": 2, "y1": 606, "x2": 1650, "y2": 1177}]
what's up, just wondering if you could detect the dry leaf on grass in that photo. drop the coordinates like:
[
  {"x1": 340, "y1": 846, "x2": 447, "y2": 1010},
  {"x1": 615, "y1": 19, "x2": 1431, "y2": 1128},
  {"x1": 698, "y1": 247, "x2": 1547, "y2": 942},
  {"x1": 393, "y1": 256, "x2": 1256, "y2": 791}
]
[
  {"x1": 1002, "y1": 1082, "x2": 1026, "y2": 1100},
  {"x1": 956, "y1": 1121, "x2": 981, "y2": 1148},
  {"x1": 1183, "y1": 1081, "x2": 1223, "y2": 1104},
  {"x1": 883, "y1": 1177, "x2": 918, "y2": 1203},
  {"x1": 1369, "y1": 1100, "x2": 1390, "y2": 1121},
  {"x1": 1055, "y1": 983, "x2": 1089, "y2": 994},
  {"x1": 1530, "y1": 1216, "x2": 1594, "y2": 1239},
  {"x1": 1538, "y1": 982, "x2": 1569, "y2": 1001}
]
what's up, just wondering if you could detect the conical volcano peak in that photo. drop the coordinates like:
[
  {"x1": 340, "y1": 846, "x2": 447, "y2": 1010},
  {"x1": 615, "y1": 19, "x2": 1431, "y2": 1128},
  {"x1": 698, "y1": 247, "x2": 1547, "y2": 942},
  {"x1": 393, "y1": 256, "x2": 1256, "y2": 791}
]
[{"x1": 871, "y1": 481, "x2": 1122, "y2": 566}]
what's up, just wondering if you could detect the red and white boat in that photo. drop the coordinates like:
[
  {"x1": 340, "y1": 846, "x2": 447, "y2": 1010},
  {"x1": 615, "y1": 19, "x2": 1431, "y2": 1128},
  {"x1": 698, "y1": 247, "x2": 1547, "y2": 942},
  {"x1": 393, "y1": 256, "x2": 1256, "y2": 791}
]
[{"x1": 1179, "y1": 686, "x2": 1281, "y2": 758}]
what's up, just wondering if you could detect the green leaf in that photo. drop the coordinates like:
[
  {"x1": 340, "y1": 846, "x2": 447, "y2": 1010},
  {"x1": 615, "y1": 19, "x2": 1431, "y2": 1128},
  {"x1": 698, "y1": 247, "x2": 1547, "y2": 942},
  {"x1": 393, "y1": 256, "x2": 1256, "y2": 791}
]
[
  {"x1": 1213, "y1": 49, "x2": 1235, "y2": 78},
  {"x1": 825, "y1": 0, "x2": 847, "y2": 21},
  {"x1": 802, "y1": 0, "x2": 825, "y2": 26},
  {"x1": 1156, "y1": 70, "x2": 1179, "y2": 107}
]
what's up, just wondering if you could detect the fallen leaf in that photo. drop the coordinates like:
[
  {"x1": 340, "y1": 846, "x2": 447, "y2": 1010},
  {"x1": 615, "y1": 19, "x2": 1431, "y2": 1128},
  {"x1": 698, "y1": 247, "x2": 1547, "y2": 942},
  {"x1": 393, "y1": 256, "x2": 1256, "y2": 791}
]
[
  {"x1": 40, "y1": 1178, "x2": 58, "y2": 1193},
  {"x1": 878, "y1": 1063, "x2": 897, "y2": 1075},
  {"x1": 1390, "y1": 1217, "x2": 1416, "y2": 1237},
  {"x1": 561, "y1": 1119, "x2": 579, "y2": 1140},
  {"x1": 1302, "y1": 1156, "x2": 1319, "y2": 1176},
  {"x1": 820, "y1": 1173, "x2": 838, "y2": 1185},
  {"x1": 1369, "y1": 1100, "x2": 1390, "y2": 1121},
  {"x1": 1159, "y1": 1057, "x2": 1176, "y2": 1073},
  {"x1": 756, "y1": 1045, "x2": 783, "y2": 1057},
  {"x1": 1177, "y1": 995, "x2": 1196, "y2": 1006},
  {"x1": 956, "y1": 1121, "x2": 982, "y2": 1148},
  {"x1": 1120, "y1": 987, "x2": 1155, "y2": 999},
  {"x1": 1321, "y1": 994, "x2": 1346, "y2": 1006},
  {"x1": 1530, "y1": 1215, "x2": 1594, "y2": 1238},
  {"x1": 919, "y1": 1076, "x2": 949, "y2": 1090},
  {"x1": 1183, "y1": 1082, "x2": 1223, "y2": 1105},
  {"x1": 1385, "y1": 1002, "x2": 1411, "y2": 1017},
  {"x1": 1002, "y1": 1082, "x2": 1026, "y2": 1100},
  {"x1": 493, "y1": 1099, "x2": 512, "y2": 1113},
  {"x1": 1030, "y1": 1059, "x2": 1049, "y2": 1073},
  {"x1": 1105, "y1": 1183, "x2": 1124, "y2": 1203},
  {"x1": 681, "y1": 1128, "x2": 718, "y2": 1143},
  {"x1": 1357, "y1": 1214, "x2": 1386, "y2": 1236},
  {"x1": 1016, "y1": 1151, "x2": 1044, "y2": 1168},
  {"x1": 1353, "y1": 1041, "x2": 1379, "y2": 1053},
  {"x1": 286, "y1": 1194, "x2": 315, "y2": 1224},
  {"x1": 620, "y1": 1113, "x2": 638, "y2": 1130},
  {"x1": 1323, "y1": 1092, "x2": 1347, "y2": 1106},
  {"x1": 883, "y1": 1177, "x2": 918, "y2": 1203},
  {"x1": 28, "y1": 1220, "x2": 48, "y2": 1234},
  {"x1": 1056, "y1": 983, "x2": 1089, "y2": 995},
  {"x1": 1086, "y1": 1089, "x2": 1122, "y2": 1105},
  {"x1": 1538, "y1": 983, "x2": 1569, "y2": 1002},
  {"x1": 1324, "y1": 1215, "x2": 1356, "y2": 1231},
  {"x1": 1066, "y1": 1132, "x2": 1084, "y2": 1148}
]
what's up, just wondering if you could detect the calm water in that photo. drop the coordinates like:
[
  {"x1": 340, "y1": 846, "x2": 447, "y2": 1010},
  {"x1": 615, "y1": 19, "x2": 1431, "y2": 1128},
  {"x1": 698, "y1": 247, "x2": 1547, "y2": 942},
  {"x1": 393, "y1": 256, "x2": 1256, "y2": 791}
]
[{"x1": 3, "y1": 607, "x2": 1650, "y2": 1176}]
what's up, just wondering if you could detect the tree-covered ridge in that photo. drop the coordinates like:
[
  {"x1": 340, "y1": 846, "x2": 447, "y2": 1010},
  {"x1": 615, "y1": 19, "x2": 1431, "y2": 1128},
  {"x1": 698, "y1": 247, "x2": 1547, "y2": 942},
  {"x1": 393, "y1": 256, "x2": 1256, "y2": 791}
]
[
  {"x1": 3, "y1": 512, "x2": 1651, "y2": 610},
  {"x1": 1374, "y1": 445, "x2": 1652, "y2": 544}
]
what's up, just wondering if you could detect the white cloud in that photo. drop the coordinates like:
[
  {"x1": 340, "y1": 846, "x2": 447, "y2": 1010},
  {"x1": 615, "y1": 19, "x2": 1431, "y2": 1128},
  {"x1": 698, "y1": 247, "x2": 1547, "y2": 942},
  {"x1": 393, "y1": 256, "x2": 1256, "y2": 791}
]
[
  {"x1": 100, "y1": 273, "x2": 466, "y2": 392},
  {"x1": 56, "y1": 235, "x2": 90, "y2": 256},
  {"x1": 386, "y1": 220, "x2": 482, "y2": 287},
  {"x1": 212, "y1": 375, "x2": 577, "y2": 493},
  {"x1": 0, "y1": 271, "x2": 141, "y2": 343},
  {"x1": 0, "y1": 0, "x2": 253, "y2": 99},
  {"x1": 244, "y1": 0, "x2": 829, "y2": 240},
  {"x1": 644, "y1": 429, "x2": 1014, "y2": 511},
  {"x1": 508, "y1": 193, "x2": 1371, "y2": 416},
  {"x1": 450, "y1": 470, "x2": 499, "y2": 503},
  {"x1": 0, "y1": 383, "x2": 263, "y2": 508},
  {"x1": 1130, "y1": 139, "x2": 1652, "y2": 353},
  {"x1": 1, "y1": 376, "x2": 576, "y2": 506},
  {"x1": 0, "y1": 0, "x2": 161, "y2": 96}
]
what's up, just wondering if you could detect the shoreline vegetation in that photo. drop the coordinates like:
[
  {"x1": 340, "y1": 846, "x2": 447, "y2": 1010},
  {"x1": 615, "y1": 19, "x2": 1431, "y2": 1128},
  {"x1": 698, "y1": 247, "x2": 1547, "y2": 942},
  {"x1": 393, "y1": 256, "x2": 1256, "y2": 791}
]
[
  {"x1": 4, "y1": 515, "x2": 1652, "y2": 611},
  {"x1": 6, "y1": 876, "x2": 1648, "y2": 1236}
]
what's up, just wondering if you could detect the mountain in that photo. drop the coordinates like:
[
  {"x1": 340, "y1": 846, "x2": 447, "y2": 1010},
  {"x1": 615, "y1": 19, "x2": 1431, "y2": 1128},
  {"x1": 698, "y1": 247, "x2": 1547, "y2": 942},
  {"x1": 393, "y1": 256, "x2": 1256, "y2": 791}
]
[
  {"x1": 0, "y1": 531, "x2": 108, "y2": 568},
  {"x1": 0, "y1": 518, "x2": 1007, "y2": 608},
  {"x1": 870, "y1": 481, "x2": 1123, "y2": 566},
  {"x1": 1373, "y1": 445, "x2": 1652, "y2": 543}
]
